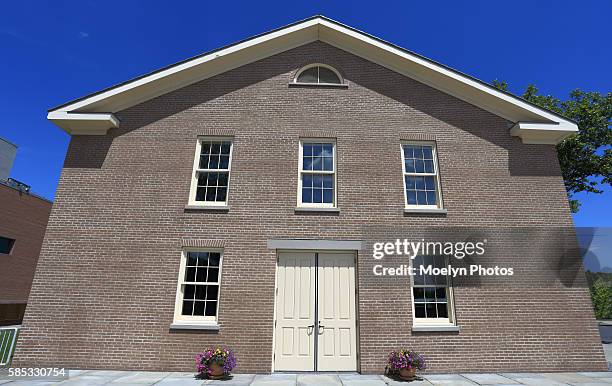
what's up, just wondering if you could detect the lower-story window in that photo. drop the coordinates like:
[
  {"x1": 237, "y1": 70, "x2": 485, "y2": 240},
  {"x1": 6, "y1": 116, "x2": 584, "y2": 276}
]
[
  {"x1": 173, "y1": 249, "x2": 223, "y2": 325},
  {"x1": 411, "y1": 255, "x2": 455, "y2": 325}
]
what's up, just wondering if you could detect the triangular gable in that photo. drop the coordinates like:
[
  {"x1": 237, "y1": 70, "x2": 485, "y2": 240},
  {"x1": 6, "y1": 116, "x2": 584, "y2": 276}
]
[{"x1": 48, "y1": 15, "x2": 577, "y2": 144}]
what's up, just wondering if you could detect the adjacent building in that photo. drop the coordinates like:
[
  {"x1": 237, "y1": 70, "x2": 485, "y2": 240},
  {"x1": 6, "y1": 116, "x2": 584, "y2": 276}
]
[
  {"x1": 13, "y1": 16, "x2": 608, "y2": 373},
  {"x1": 0, "y1": 137, "x2": 52, "y2": 326}
]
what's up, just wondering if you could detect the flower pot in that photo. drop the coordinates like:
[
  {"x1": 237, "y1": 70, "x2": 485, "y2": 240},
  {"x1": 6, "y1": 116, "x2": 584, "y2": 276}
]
[
  {"x1": 399, "y1": 367, "x2": 416, "y2": 380},
  {"x1": 208, "y1": 363, "x2": 225, "y2": 379}
]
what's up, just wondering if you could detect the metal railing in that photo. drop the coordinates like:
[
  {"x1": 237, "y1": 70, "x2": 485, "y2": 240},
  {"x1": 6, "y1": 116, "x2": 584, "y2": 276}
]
[{"x1": 0, "y1": 325, "x2": 20, "y2": 367}]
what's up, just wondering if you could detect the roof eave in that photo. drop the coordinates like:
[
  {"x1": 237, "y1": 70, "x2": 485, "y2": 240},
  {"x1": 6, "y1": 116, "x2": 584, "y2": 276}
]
[
  {"x1": 47, "y1": 111, "x2": 119, "y2": 135},
  {"x1": 510, "y1": 121, "x2": 578, "y2": 145}
]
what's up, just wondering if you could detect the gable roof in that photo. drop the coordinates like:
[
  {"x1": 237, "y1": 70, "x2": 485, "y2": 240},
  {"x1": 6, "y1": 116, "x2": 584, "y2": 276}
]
[{"x1": 48, "y1": 15, "x2": 577, "y2": 144}]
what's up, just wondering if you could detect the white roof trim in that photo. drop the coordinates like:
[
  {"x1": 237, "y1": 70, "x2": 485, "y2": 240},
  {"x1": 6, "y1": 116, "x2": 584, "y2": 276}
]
[
  {"x1": 47, "y1": 111, "x2": 119, "y2": 135},
  {"x1": 48, "y1": 16, "x2": 577, "y2": 143}
]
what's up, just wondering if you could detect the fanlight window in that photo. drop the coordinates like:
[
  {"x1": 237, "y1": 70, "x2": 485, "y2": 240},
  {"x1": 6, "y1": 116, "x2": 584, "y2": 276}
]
[{"x1": 295, "y1": 65, "x2": 343, "y2": 85}]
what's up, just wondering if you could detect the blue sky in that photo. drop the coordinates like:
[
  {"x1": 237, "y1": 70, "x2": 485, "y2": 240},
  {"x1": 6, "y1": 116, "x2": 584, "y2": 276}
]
[{"x1": 1, "y1": 0, "x2": 610, "y2": 226}]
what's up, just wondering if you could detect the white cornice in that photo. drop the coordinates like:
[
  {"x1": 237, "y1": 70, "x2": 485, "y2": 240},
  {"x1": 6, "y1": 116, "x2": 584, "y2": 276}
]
[{"x1": 47, "y1": 111, "x2": 119, "y2": 135}]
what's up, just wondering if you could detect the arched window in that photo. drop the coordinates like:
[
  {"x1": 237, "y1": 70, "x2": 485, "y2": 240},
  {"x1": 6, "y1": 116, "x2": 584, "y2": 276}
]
[{"x1": 295, "y1": 64, "x2": 343, "y2": 85}]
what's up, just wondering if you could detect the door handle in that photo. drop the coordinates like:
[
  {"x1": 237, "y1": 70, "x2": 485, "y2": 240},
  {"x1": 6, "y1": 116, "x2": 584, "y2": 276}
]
[
  {"x1": 306, "y1": 324, "x2": 315, "y2": 335},
  {"x1": 317, "y1": 322, "x2": 325, "y2": 335}
]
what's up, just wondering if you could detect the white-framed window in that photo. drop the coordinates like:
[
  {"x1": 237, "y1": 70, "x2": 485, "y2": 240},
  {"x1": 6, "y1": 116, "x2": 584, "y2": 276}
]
[
  {"x1": 401, "y1": 142, "x2": 443, "y2": 209},
  {"x1": 188, "y1": 137, "x2": 233, "y2": 207},
  {"x1": 298, "y1": 140, "x2": 337, "y2": 208},
  {"x1": 411, "y1": 255, "x2": 455, "y2": 325},
  {"x1": 173, "y1": 249, "x2": 223, "y2": 325},
  {"x1": 294, "y1": 64, "x2": 343, "y2": 85}
]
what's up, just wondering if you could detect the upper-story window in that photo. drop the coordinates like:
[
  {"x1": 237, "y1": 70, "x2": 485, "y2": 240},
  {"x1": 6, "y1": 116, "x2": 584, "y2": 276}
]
[
  {"x1": 0, "y1": 236, "x2": 15, "y2": 254},
  {"x1": 294, "y1": 64, "x2": 343, "y2": 85},
  {"x1": 401, "y1": 142, "x2": 443, "y2": 209},
  {"x1": 298, "y1": 140, "x2": 336, "y2": 208},
  {"x1": 188, "y1": 137, "x2": 233, "y2": 207}
]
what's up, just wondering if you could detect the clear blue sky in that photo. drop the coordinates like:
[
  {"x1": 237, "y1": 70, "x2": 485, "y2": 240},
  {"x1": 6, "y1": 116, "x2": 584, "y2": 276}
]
[{"x1": 1, "y1": 0, "x2": 610, "y2": 226}]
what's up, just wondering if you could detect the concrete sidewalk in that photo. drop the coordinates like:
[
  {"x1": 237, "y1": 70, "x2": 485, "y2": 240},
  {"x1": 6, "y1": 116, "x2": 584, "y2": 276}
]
[{"x1": 2, "y1": 370, "x2": 612, "y2": 386}]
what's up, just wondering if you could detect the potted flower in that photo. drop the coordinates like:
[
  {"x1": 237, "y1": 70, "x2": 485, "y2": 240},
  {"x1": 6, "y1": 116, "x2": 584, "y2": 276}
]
[
  {"x1": 388, "y1": 349, "x2": 426, "y2": 380},
  {"x1": 195, "y1": 346, "x2": 237, "y2": 379}
]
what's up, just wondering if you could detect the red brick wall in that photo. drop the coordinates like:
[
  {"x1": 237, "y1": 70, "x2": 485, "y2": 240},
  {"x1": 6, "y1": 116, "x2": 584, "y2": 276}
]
[
  {"x1": 0, "y1": 184, "x2": 52, "y2": 324},
  {"x1": 13, "y1": 41, "x2": 607, "y2": 372}
]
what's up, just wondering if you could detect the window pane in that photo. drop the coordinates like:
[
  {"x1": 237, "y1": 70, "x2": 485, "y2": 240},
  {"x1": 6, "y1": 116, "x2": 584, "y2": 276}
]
[
  {"x1": 182, "y1": 300, "x2": 194, "y2": 316},
  {"x1": 303, "y1": 144, "x2": 313, "y2": 156},
  {"x1": 426, "y1": 191, "x2": 437, "y2": 206},
  {"x1": 323, "y1": 189, "x2": 333, "y2": 203},
  {"x1": 187, "y1": 252, "x2": 198, "y2": 266},
  {"x1": 322, "y1": 175, "x2": 333, "y2": 188},
  {"x1": 303, "y1": 157, "x2": 313, "y2": 170},
  {"x1": 219, "y1": 155, "x2": 230, "y2": 169},
  {"x1": 425, "y1": 176, "x2": 436, "y2": 190},
  {"x1": 403, "y1": 145, "x2": 414, "y2": 159},
  {"x1": 205, "y1": 188, "x2": 216, "y2": 201},
  {"x1": 313, "y1": 188, "x2": 323, "y2": 203},
  {"x1": 197, "y1": 252, "x2": 208, "y2": 266},
  {"x1": 221, "y1": 142, "x2": 231, "y2": 155},
  {"x1": 435, "y1": 287, "x2": 447, "y2": 302},
  {"x1": 415, "y1": 159, "x2": 425, "y2": 173},
  {"x1": 199, "y1": 155, "x2": 210, "y2": 169},
  {"x1": 318, "y1": 67, "x2": 341, "y2": 83},
  {"x1": 185, "y1": 267, "x2": 196, "y2": 282},
  {"x1": 206, "y1": 285, "x2": 219, "y2": 301},
  {"x1": 208, "y1": 253, "x2": 221, "y2": 267},
  {"x1": 211, "y1": 143, "x2": 221, "y2": 154},
  {"x1": 216, "y1": 188, "x2": 227, "y2": 202},
  {"x1": 302, "y1": 188, "x2": 313, "y2": 203},
  {"x1": 407, "y1": 191, "x2": 417, "y2": 205},
  {"x1": 405, "y1": 159, "x2": 415, "y2": 173},
  {"x1": 425, "y1": 288, "x2": 436, "y2": 303},
  {"x1": 437, "y1": 303, "x2": 448, "y2": 318},
  {"x1": 196, "y1": 268, "x2": 207, "y2": 282},
  {"x1": 201, "y1": 143, "x2": 211, "y2": 155},
  {"x1": 426, "y1": 303, "x2": 437, "y2": 318},
  {"x1": 195, "y1": 285, "x2": 206, "y2": 300},
  {"x1": 184, "y1": 284, "x2": 195, "y2": 300},
  {"x1": 414, "y1": 303, "x2": 426, "y2": 318},
  {"x1": 297, "y1": 67, "x2": 318, "y2": 83},
  {"x1": 207, "y1": 268, "x2": 219, "y2": 283},
  {"x1": 323, "y1": 157, "x2": 333, "y2": 171},
  {"x1": 321, "y1": 144, "x2": 333, "y2": 157},
  {"x1": 194, "y1": 301, "x2": 205, "y2": 316},
  {"x1": 422, "y1": 146, "x2": 433, "y2": 159},
  {"x1": 302, "y1": 174, "x2": 313, "y2": 188},
  {"x1": 424, "y1": 160, "x2": 434, "y2": 173},
  {"x1": 405, "y1": 176, "x2": 416, "y2": 189},
  {"x1": 205, "y1": 301, "x2": 217, "y2": 316},
  {"x1": 413, "y1": 288, "x2": 425, "y2": 303}
]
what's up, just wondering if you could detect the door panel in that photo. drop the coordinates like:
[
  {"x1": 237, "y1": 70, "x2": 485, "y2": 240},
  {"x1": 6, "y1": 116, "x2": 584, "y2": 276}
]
[
  {"x1": 317, "y1": 253, "x2": 357, "y2": 371},
  {"x1": 274, "y1": 253, "x2": 315, "y2": 371},
  {"x1": 273, "y1": 251, "x2": 357, "y2": 372}
]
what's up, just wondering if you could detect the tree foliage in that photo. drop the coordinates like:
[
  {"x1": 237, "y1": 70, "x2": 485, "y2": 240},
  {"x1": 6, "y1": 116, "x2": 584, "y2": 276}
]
[
  {"x1": 590, "y1": 277, "x2": 612, "y2": 320},
  {"x1": 492, "y1": 80, "x2": 612, "y2": 212}
]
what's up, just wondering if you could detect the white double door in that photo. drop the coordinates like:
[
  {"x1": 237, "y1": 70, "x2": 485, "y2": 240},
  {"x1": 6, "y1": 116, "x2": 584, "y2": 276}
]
[{"x1": 274, "y1": 251, "x2": 357, "y2": 371}]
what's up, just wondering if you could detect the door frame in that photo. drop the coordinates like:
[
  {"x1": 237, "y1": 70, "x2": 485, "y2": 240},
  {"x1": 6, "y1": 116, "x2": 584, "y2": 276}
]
[{"x1": 271, "y1": 249, "x2": 360, "y2": 372}]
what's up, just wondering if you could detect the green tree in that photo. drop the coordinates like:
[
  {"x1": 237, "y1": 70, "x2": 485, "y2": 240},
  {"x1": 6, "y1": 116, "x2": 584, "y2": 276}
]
[
  {"x1": 590, "y1": 277, "x2": 612, "y2": 320},
  {"x1": 492, "y1": 80, "x2": 612, "y2": 212}
]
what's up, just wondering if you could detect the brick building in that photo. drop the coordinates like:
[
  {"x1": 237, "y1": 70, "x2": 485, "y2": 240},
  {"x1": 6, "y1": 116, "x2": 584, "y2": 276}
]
[
  {"x1": 0, "y1": 138, "x2": 52, "y2": 325},
  {"x1": 13, "y1": 17, "x2": 607, "y2": 373}
]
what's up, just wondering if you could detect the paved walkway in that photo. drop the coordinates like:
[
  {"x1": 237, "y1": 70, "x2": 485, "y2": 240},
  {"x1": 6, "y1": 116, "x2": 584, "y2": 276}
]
[{"x1": 2, "y1": 370, "x2": 612, "y2": 386}]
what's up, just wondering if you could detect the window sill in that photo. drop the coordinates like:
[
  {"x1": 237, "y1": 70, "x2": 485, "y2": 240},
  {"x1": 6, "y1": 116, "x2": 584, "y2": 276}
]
[
  {"x1": 411, "y1": 324, "x2": 460, "y2": 332},
  {"x1": 169, "y1": 323, "x2": 220, "y2": 331},
  {"x1": 404, "y1": 208, "x2": 448, "y2": 215},
  {"x1": 289, "y1": 82, "x2": 348, "y2": 89},
  {"x1": 185, "y1": 205, "x2": 230, "y2": 211},
  {"x1": 295, "y1": 207, "x2": 340, "y2": 214}
]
